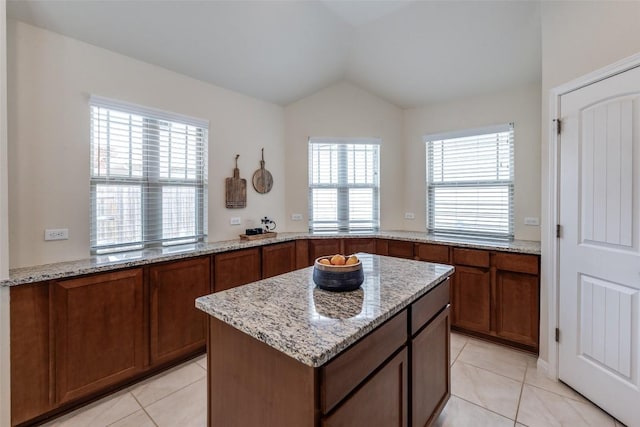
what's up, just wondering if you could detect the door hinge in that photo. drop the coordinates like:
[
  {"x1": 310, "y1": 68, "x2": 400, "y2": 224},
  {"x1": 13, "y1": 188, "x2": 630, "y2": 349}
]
[
  {"x1": 554, "y1": 118, "x2": 562, "y2": 135},
  {"x1": 555, "y1": 328, "x2": 560, "y2": 343},
  {"x1": 556, "y1": 224, "x2": 562, "y2": 238}
]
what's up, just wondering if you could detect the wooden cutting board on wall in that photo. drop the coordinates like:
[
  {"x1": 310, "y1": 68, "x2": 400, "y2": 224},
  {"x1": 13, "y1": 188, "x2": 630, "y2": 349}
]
[{"x1": 226, "y1": 155, "x2": 246, "y2": 209}]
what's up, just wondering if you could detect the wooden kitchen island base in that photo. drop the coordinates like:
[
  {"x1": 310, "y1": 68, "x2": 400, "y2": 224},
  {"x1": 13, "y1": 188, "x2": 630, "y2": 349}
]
[{"x1": 202, "y1": 257, "x2": 452, "y2": 427}]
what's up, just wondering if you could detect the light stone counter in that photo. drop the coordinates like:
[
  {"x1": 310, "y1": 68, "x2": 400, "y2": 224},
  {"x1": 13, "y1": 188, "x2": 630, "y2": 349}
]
[
  {"x1": 1, "y1": 231, "x2": 538, "y2": 287},
  {"x1": 195, "y1": 253, "x2": 454, "y2": 367}
]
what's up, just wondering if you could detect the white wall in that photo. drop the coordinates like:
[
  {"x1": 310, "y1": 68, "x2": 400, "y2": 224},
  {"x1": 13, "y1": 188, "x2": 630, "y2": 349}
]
[
  {"x1": 1, "y1": 3, "x2": 11, "y2": 425},
  {"x1": 7, "y1": 21, "x2": 286, "y2": 268},
  {"x1": 283, "y1": 81, "x2": 404, "y2": 231},
  {"x1": 538, "y1": 1, "x2": 640, "y2": 365},
  {"x1": 403, "y1": 83, "x2": 542, "y2": 241}
]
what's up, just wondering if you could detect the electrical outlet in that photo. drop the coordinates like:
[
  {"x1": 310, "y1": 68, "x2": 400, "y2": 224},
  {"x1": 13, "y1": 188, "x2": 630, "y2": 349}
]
[
  {"x1": 524, "y1": 217, "x2": 540, "y2": 226},
  {"x1": 45, "y1": 228, "x2": 69, "y2": 241},
  {"x1": 404, "y1": 212, "x2": 415, "y2": 220},
  {"x1": 230, "y1": 217, "x2": 241, "y2": 225},
  {"x1": 291, "y1": 213, "x2": 303, "y2": 221}
]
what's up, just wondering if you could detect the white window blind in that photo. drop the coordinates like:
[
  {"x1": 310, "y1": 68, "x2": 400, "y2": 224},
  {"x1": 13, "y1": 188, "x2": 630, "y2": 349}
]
[
  {"x1": 308, "y1": 138, "x2": 380, "y2": 233},
  {"x1": 90, "y1": 96, "x2": 208, "y2": 253},
  {"x1": 425, "y1": 124, "x2": 514, "y2": 239}
]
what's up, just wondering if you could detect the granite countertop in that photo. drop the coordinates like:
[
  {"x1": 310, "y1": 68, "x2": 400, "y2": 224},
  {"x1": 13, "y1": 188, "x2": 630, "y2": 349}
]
[
  {"x1": 195, "y1": 253, "x2": 454, "y2": 367},
  {"x1": 0, "y1": 231, "x2": 539, "y2": 287}
]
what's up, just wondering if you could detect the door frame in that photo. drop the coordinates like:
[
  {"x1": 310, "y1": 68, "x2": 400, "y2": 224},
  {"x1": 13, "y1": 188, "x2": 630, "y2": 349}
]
[{"x1": 545, "y1": 52, "x2": 640, "y2": 380}]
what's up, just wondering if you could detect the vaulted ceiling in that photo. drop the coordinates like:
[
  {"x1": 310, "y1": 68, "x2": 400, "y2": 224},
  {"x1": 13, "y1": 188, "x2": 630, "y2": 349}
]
[{"x1": 7, "y1": 0, "x2": 541, "y2": 107}]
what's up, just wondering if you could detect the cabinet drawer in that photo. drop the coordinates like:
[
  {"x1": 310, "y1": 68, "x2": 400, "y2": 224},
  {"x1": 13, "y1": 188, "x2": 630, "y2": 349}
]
[
  {"x1": 322, "y1": 348, "x2": 408, "y2": 427},
  {"x1": 452, "y1": 248, "x2": 489, "y2": 268},
  {"x1": 411, "y1": 279, "x2": 450, "y2": 335},
  {"x1": 321, "y1": 311, "x2": 407, "y2": 413},
  {"x1": 494, "y1": 252, "x2": 539, "y2": 274},
  {"x1": 415, "y1": 243, "x2": 449, "y2": 263}
]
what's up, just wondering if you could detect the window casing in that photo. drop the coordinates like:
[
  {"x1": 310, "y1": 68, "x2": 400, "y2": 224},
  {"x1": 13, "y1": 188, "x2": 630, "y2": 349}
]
[
  {"x1": 425, "y1": 124, "x2": 514, "y2": 239},
  {"x1": 308, "y1": 138, "x2": 380, "y2": 233},
  {"x1": 90, "y1": 96, "x2": 208, "y2": 253}
]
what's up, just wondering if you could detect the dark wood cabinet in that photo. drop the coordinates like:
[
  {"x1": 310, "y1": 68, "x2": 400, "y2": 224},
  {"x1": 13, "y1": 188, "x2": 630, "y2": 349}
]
[
  {"x1": 10, "y1": 282, "x2": 51, "y2": 426},
  {"x1": 149, "y1": 257, "x2": 210, "y2": 366},
  {"x1": 214, "y1": 248, "x2": 261, "y2": 292},
  {"x1": 375, "y1": 239, "x2": 389, "y2": 255},
  {"x1": 451, "y1": 248, "x2": 540, "y2": 353},
  {"x1": 343, "y1": 238, "x2": 376, "y2": 255},
  {"x1": 296, "y1": 239, "x2": 311, "y2": 268},
  {"x1": 321, "y1": 312, "x2": 407, "y2": 413},
  {"x1": 451, "y1": 265, "x2": 491, "y2": 334},
  {"x1": 262, "y1": 242, "x2": 297, "y2": 278},
  {"x1": 410, "y1": 279, "x2": 450, "y2": 427},
  {"x1": 494, "y1": 253, "x2": 540, "y2": 349},
  {"x1": 322, "y1": 348, "x2": 408, "y2": 427},
  {"x1": 412, "y1": 307, "x2": 450, "y2": 427},
  {"x1": 387, "y1": 240, "x2": 414, "y2": 259},
  {"x1": 207, "y1": 278, "x2": 450, "y2": 427},
  {"x1": 414, "y1": 243, "x2": 449, "y2": 263},
  {"x1": 308, "y1": 239, "x2": 342, "y2": 261},
  {"x1": 9, "y1": 235, "x2": 538, "y2": 425},
  {"x1": 53, "y1": 269, "x2": 145, "y2": 404}
]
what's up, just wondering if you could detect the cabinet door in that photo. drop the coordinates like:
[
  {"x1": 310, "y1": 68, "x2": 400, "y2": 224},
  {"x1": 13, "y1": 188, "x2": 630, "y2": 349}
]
[
  {"x1": 295, "y1": 239, "x2": 311, "y2": 268},
  {"x1": 322, "y1": 348, "x2": 408, "y2": 427},
  {"x1": 149, "y1": 257, "x2": 210, "y2": 366},
  {"x1": 10, "y1": 282, "x2": 51, "y2": 426},
  {"x1": 262, "y1": 242, "x2": 296, "y2": 278},
  {"x1": 387, "y1": 240, "x2": 414, "y2": 259},
  {"x1": 412, "y1": 307, "x2": 450, "y2": 427},
  {"x1": 414, "y1": 243, "x2": 449, "y2": 263},
  {"x1": 309, "y1": 239, "x2": 342, "y2": 261},
  {"x1": 214, "y1": 248, "x2": 261, "y2": 292},
  {"x1": 343, "y1": 238, "x2": 376, "y2": 255},
  {"x1": 495, "y1": 271, "x2": 539, "y2": 349},
  {"x1": 451, "y1": 265, "x2": 491, "y2": 333},
  {"x1": 375, "y1": 239, "x2": 389, "y2": 256},
  {"x1": 53, "y1": 269, "x2": 145, "y2": 404}
]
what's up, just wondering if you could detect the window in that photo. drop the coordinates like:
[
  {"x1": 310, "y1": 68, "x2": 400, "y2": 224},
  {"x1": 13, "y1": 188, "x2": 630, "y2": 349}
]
[
  {"x1": 425, "y1": 124, "x2": 514, "y2": 239},
  {"x1": 90, "y1": 96, "x2": 208, "y2": 253},
  {"x1": 308, "y1": 138, "x2": 380, "y2": 233}
]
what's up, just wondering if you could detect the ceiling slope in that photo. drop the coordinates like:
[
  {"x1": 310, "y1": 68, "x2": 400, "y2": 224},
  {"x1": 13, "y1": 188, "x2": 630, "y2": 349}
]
[{"x1": 7, "y1": 0, "x2": 541, "y2": 107}]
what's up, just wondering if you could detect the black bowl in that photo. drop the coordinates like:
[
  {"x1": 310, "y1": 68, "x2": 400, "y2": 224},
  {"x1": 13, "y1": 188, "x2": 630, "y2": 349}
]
[{"x1": 313, "y1": 257, "x2": 364, "y2": 292}]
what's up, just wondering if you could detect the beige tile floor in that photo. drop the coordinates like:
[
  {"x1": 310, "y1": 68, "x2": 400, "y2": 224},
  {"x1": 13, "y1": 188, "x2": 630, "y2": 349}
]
[{"x1": 42, "y1": 333, "x2": 624, "y2": 427}]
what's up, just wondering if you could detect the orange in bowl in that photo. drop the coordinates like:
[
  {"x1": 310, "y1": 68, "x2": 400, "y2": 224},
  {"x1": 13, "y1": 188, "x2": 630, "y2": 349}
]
[{"x1": 330, "y1": 254, "x2": 346, "y2": 265}]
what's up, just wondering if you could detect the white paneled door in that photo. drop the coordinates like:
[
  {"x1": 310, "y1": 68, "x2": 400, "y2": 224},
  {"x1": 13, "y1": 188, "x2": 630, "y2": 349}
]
[{"x1": 559, "y1": 65, "x2": 640, "y2": 427}]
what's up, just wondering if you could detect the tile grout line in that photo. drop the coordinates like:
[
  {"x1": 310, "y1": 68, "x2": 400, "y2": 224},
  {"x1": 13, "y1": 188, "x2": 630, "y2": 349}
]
[
  {"x1": 513, "y1": 363, "x2": 528, "y2": 426},
  {"x1": 450, "y1": 338, "x2": 467, "y2": 366},
  {"x1": 129, "y1": 392, "x2": 159, "y2": 427},
  {"x1": 139, "y1": 367, "x2": 206, "y2": 409},
  {"x1": 454, "y1": 358, "x2": 527, "y2": 384},
  {"x1": 522, "y1": 383, "x2": 618, "y2": 426},
  {"x1": 451, "y1": 395, "x2": 517, "y2": 423},
  {"x1": 96, "y1": 391, "x2": 144, "y2": 427}
]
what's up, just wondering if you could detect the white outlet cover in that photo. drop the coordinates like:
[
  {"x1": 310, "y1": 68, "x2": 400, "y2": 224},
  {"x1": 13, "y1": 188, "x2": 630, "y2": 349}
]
[
  {"x1": 44, "y1": 228, "x2": 69, "y2": 241},
  {"x1": 524, "y1": 217, "x2": 540, "y2": 226},
  {"x1": 229, "y1": 217, "x2": 241, "y2": 225},
  {"x1": 291, "y1": 213, "x2": 303, "y2": 221},
  {"x1": 404, "y1": 212, "x2": 415, "y2": 220}
]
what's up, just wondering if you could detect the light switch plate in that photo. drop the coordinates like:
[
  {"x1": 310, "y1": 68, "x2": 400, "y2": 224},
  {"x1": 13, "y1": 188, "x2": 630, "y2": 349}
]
[
  {"x1": 404, "y1": 212, "x2": 415, "y2": 220},
  {"x1": 230, "y1": 217, "x2": 241, "y2": 225},
  {"x1": 291, "y1": 213, "x2": 303, "y2": 221},
  {"x1": 524, "y1": 217, "x2": 540, "y2": 226}
]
